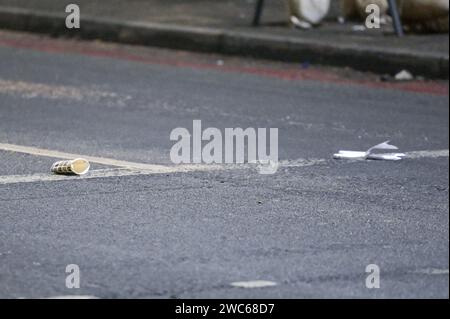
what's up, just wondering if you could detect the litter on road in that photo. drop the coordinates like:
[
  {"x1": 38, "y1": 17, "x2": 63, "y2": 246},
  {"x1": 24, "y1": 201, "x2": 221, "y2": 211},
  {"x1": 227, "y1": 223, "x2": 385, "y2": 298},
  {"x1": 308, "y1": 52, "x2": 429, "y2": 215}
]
[
  {"x1": 333, "y1": 140, "x2": 406, "y2": 161},
  {"x1": 51, "y1": 158, "x2": 90, "y2": 175},
  {"x1": 395, "y1": 70, "x2": 414, "y2": 81}
]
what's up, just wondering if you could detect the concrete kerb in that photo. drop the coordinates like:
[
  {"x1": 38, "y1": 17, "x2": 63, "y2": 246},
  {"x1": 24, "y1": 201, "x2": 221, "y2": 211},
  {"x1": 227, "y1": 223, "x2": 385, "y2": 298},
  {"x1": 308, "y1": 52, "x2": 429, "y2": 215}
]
[{"x1": 0, "y1": 6, "x2": 447, "y2": 78}]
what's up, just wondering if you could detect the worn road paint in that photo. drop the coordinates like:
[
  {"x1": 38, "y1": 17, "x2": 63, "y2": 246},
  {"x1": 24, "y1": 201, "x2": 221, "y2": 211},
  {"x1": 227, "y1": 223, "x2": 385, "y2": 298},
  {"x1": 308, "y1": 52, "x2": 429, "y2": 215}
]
[
  {"x1": 0, "y1": 142, "x2": 220, "y2": 173},
  {"x1": 0, "y1": 143, "x2": 448, "y2": 185},
  {"x1": 230, "y1": 280, "x2": 277, "y2": 288},
  {"x1": 412, "y1": 268, "x2": 449, "y2": 275},
  {"x1": 46, "y1": 295, "x2": 99, "y2": 299},
  {"x1": 0, "y1": 168, "x2": 152, "y2": 185},
  {"x1": 0, "y1": 78, "x2": 131, "y2": 106},
  {"x1": 404, "y1": 150, "x2": 449, "y2": 159}
]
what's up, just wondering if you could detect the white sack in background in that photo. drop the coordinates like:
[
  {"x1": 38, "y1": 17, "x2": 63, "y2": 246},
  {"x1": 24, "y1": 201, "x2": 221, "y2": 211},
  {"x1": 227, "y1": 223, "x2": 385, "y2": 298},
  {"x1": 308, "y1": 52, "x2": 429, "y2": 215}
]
[{"x1": 288, "y1": 0, "x2": 331, "y2": 25}]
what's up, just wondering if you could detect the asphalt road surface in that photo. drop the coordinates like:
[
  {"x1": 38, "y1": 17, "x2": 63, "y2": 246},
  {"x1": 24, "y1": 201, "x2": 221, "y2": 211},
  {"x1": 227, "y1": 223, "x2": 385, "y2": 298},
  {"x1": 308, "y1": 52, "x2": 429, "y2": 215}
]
[{"x1": 0, "y1": 30, "x2": 448, "y2": 299}]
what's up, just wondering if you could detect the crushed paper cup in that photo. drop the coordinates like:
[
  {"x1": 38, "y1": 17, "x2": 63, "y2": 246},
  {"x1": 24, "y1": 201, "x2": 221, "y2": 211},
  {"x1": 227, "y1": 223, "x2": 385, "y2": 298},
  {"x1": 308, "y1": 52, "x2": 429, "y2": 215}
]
[
  {"x1": 333, "y1": 141, "x2": 405, "y2": 161},
  {"x1": 51, "y1": 158, "x2": 90, "y2": 175}
]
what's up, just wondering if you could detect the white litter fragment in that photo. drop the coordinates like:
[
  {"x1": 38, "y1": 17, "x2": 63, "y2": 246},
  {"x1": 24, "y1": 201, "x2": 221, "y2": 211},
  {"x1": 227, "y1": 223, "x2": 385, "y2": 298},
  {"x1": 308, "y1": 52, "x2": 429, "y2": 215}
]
[
  {"x1": 352, "y1": 25, "x2": 366, "y2": 31},
  {"x1": 230, "y1": 280, "x2": 277, "y2": 288},
  {"x1": 395, "y1": 70, "x2": 414, "y2": 81},
  {"x1": 47, "y1": 295, "x2": 99, "y2": 299},
  {"x1": 290, "y1": 15, "x2": 312, "y2": 29},
  {"x1": 250, "y1": 159, "x2": 280, "y2": 175},
  {"x1": 366, "y1": 140, "x2": 399, "y2": 153},
  {"x1": 333, "y1": 140, "x2": 406, "y2": 161}
]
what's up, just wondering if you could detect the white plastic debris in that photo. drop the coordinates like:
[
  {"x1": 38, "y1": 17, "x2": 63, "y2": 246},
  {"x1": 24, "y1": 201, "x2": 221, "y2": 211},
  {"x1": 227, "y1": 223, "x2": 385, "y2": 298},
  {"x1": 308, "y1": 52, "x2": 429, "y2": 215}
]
[
  {"x1": 333, "y1": 141, "x2": 406, "y2": 161},
  {"x1": 251, "y1": 159, "x2": 279, "y2": 175},
  {"x1": 288, "y1": 0, "x2": 330, "y2": 25},
  {"x1": 395, "y1": 70, "x2": 414, "y2": 81},
  {"x1": 351, "y1": 25, "x2": 366, "y2": 31},
  {"x1": 51, "y1": 158, "x2": 90, "y2": 175},
  {"x1": 290, "y1": 15, "x2": 312, "y2": 29}
]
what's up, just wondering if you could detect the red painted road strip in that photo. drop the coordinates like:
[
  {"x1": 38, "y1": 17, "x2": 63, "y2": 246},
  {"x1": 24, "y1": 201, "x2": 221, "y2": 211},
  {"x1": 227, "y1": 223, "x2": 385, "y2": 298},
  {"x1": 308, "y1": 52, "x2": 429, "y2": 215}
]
[{"x1": 0, "y1": 34, "x2": 448, "y2": 96}]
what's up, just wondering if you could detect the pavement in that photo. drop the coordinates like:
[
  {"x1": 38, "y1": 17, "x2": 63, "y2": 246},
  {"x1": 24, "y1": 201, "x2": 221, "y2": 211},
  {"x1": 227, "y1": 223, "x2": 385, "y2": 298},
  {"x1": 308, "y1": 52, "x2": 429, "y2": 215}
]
[
  {"x1": 0, "y1": 30, "x2": 448, "y2": 299},
  {"x1": 0, "y1": 0, "x2": 448, "y2": 78}
]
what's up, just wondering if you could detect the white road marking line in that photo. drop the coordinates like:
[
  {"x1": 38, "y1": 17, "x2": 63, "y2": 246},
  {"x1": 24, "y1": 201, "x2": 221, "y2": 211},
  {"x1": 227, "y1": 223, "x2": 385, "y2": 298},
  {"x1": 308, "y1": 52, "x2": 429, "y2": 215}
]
[
  {"x1": 0, "y1": 143, "x2": 448, "y2": 185},
  {"x1": 277, "y1": 158, "x2": 327, "y2": 167},
  {"x1": 230, "y1": 280, "x2": 277, "y2": 288},
  {"x1": 0, "y1": 168, "x2": 151, "y2": 185},
  {"x1": 405, "y1": 150, "x2": 449, "y2": 159},
  {"x1": 411, "y1": 268, "x2": 449, "y2": 275},
  {"x1": 0, "y1": 142, "x2": 221, "y2": 173},
  {"x1": 0, "y1": 143, "x2": 327, "y2": 175},
  {"x1": 46, "y1": 295, "x2": 99, "y2": 299}
]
